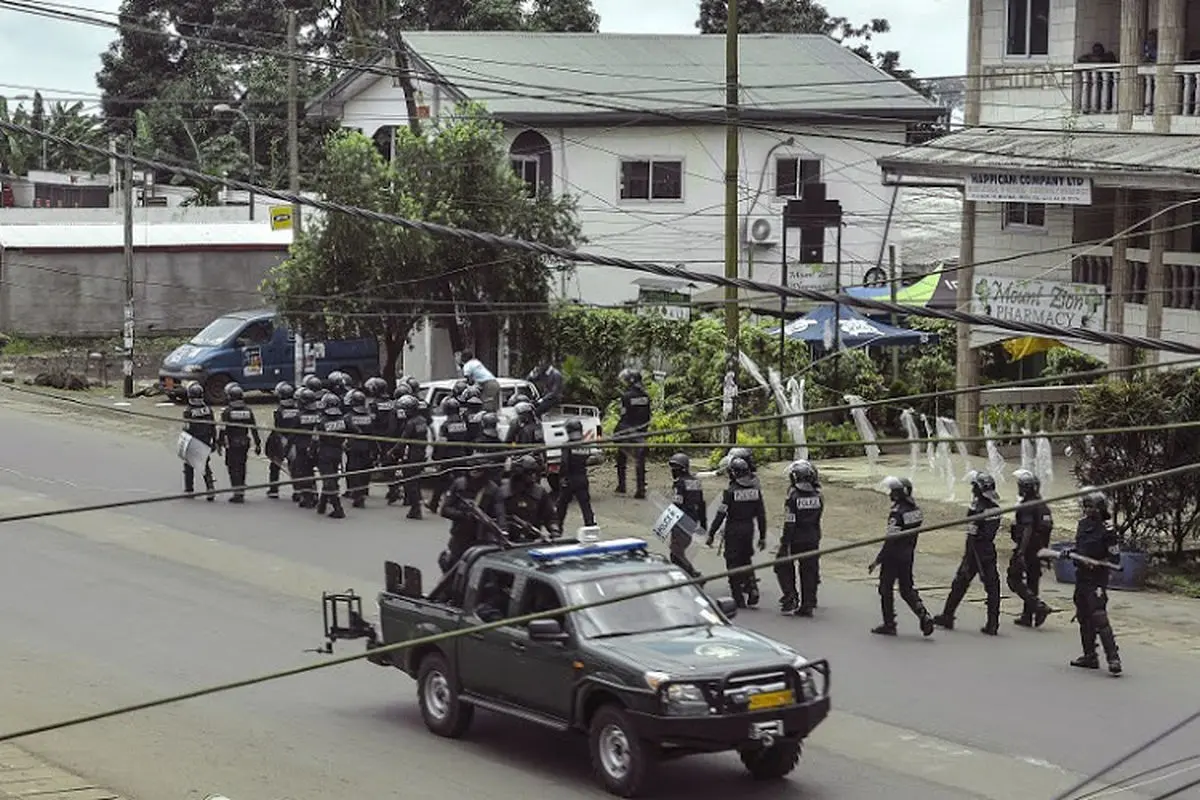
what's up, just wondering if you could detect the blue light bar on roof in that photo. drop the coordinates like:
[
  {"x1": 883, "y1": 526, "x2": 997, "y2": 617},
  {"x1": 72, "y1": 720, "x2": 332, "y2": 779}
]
[{"x1": 528, "y1": 537, "x2": 648, "y2": 562}]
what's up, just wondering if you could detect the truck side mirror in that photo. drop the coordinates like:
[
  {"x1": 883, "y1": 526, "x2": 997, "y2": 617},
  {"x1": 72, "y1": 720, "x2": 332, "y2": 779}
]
[
  {"x1": 716, "y1": 596, "x2": 738, "y2": 619},
  {"x1": 528, "y1": 618, "x2": 569, "y2": 642}
]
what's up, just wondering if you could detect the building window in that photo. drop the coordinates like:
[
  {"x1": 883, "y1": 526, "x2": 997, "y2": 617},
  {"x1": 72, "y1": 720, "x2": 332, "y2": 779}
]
[
  {"x1": 1007, "y1": 0, "x2": 1050, "y2": 56},
  {"x1": 619, "y1": 159, "x2": 683, "y2": 201},
  {"x1": 511, "y1": 156, "x2": 540, "y2": 197},
  {"x1": 775, "y1": 157, "x2": 821, "y2": 197},
  {"x1": 1002, "y1": 202, "x2": 1047, "y2": 230}
]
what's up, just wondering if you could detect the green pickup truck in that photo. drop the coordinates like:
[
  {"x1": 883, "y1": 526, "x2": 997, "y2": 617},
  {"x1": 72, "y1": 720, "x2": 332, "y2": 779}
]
[{"x1": 317, "y1": 536, "x2": 831, "y2": 797}]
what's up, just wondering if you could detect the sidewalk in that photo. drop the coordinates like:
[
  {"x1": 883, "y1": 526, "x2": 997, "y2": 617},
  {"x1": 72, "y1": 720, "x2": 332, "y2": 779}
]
[{"x1": 0, "y1": 745, "x2": 121, "y2": 800}]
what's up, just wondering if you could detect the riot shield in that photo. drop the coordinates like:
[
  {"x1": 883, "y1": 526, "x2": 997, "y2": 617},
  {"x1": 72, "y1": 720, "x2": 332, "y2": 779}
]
[{"x1": 175, "y1": 431, "x2": 212, "y2": 473}]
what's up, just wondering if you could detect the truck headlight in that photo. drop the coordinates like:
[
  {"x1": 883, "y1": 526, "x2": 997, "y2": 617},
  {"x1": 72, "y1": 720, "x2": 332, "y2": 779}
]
[
  {"x1": 182, "y1": 364, "x2": 204, "y2": 373},
  {"x1": 792, "y1": 657, "x2": 818, "y2": 700},
  {"x1": 661, "y1": 683, "x2": 710, "y2": 716}
]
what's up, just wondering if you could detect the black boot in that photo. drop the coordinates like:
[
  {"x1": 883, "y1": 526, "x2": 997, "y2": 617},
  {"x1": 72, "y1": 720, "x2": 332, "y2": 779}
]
[
  {"x1": 329, "y1": 497, "x2": 346, "y2": 519},
  {"x1": 932, "y1": 613, "x2": 954, "y2": 630},
  {"x1": 407, "y1": 505, "x2": 423, "y2": 520},
  {"x1": 920, "y1": 613, "x2": 936, "y2": 637},
  {"x1": 871, "y1": 623, "x2": 897, "y2": 636},
  {"x1": 1015, "y1": 613, "x2": 1033, "y2": 627},
  {"x1": 228, "y1": 493, "x2": 244, "y2": 504},
  {"x1": 745, "y1": 579, "x2": 760, "y2": 608},
  {"x1": 352, "y1": 495, "x2": 365, "y2": 509},
  {"x1": 204, "y1": 478, "x2": 215, "y2": 502},
  {"x1": 779, "y1": 594, "x2": 798, "y2": 615},
  {"x1": 317, "y1": 495, "x2": 328, "y2": 515},
  {"x1": 1034, "y1": 602, "x2": 1052, "y2": 627},
  {"x1": 1071, "y1": 653, "x2": 1100, "y2": 669}
]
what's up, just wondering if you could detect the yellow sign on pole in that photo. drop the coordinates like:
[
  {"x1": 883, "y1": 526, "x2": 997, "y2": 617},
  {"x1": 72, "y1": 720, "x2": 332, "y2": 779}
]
[{"x1": 270, "y1": 205, "x2": 293, "y2": 231}]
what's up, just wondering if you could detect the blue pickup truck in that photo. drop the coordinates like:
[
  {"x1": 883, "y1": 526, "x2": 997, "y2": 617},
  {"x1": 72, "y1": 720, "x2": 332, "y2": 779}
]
[{"x1": 159, "y1": 309, "x2": 379, "y2": 403}]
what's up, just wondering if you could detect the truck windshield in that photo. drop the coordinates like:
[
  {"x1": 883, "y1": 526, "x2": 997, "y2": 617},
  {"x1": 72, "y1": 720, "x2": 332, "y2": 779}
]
[
  {"x1": 564, "y1": 572, "x2": 726, "y2": 639},
  {"x1": 190, "y1": 316, "x2": 245, "y2": 346}
]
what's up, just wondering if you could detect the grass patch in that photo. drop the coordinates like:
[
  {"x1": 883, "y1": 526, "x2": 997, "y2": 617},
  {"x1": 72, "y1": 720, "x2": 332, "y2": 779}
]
[
  {"x1": 0, "y1": 334, "x2": 189, "y2": 358},
  {"x1": 1146, "y1": 562, "x2": 1200, "y2": 598}
]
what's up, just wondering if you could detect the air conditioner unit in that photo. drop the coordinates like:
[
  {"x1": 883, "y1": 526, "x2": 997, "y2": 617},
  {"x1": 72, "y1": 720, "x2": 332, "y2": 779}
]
[{"x1": 743, "y1": 216, "x2": 778, "y2": 246}]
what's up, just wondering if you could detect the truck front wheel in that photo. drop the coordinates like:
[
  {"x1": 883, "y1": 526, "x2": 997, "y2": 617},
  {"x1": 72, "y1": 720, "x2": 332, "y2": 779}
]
[
  {"x1": 416, "y1": 653, "x2": 473, "y2": 738},
  {"x1": 203, "y1": 374, "x2": 230, "y2": 405},
  {"x1": 739, "y1": 739, "x2": 801, "y2": 780},
  {"x1": 589, "y1": 704, "x2": 654, "y2": 797}
]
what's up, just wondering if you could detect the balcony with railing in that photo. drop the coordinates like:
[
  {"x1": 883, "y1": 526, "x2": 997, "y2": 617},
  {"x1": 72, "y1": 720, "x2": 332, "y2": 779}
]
[
  {"x1": 1074, "y1": 63, "x2": 1200, "y2": 116},
  {"x1": 1072, "y1": 247, "x2": 1200, "y2": 309}
]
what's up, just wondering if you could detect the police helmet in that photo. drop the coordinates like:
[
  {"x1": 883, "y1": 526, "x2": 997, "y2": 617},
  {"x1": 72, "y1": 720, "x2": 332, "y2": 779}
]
[
  {"x1": 442, "y1": 397, "x2": 461, "y2": 416},
  {"x1": 787, "y1": 459, "x2": 817, "y2": 490},
  {"x1": 514, "y1": 401, "x2": 535, "y2": 419},
  {"x1": 397, "y1": 394, "x2": 419, "y2": 412},
  {"x1": 880, "y1": 475, "x2": 908, "y2": 501},
  {"x1": 393, "y1": 383, "x2": 412, "y2": 400},
  {"x1": 511, "y1": 454, "x2": 540, "y2": 479},
  {"x1": 452, "y1": 379, "x2": 468, "y2": 394},
  {"x1": 461, "y1": 385, "x2": 482, "y2": 401},
  {"x1": 294, "y1": 386, "x2": 315, "y2": 406},
  {"x1": 899, "y1": 476, "x2": 914, "y2": 497},
  {"x1": 668, "y1": 452, "x2": 690, "y2": 474},
  {"x1": 274, "y1": 381, "x2": 294, "y2": 400},
  {"x1": 508, "y1": 393, "x2": 531, "y2": 407},
  {"x1": 1013, "y1": 469, "x2": 1040, "y2": 498},
  {"x1": 465, "y1": 395, "x2": 484, "y2": 411},
  {"x1": 321, "y1": 391, "x2": 341, "y2": 411},
  {"x1": 406, "y1": 376, "x2": 420, "y2": 391},
  {"x1": 303, "y1": 374, "x2": 323, "y2": 392},
  {"x1": 346, "y1": 389, "x2": 367, "y2": 410},
  {"x1": 480, "y1": 412, "x2": 499, "y2": 434},
  {"x1": 186, "y1": 381, "x2": 205, "y2": 404},
  {"x1": 364, "y1": 376, "x2": 387, "y2": 398},
  {"x1": 1080, "y1": 488, "x2": 1109, "y2": 518},
  {"x1": 225, "y1": 382, "x2": 244, "y2": 403},
  {"x1": 565, "y1": 417, "x2": 583, "y2": 440},
  {"x1": 618, "y1": 367, "x2": 640, "y2": 384},
  {"x1": 728, "y1": 456, "x2": 751, "y2": 479},
  {"x1": 729, "y1": 446, "x2": 754, "y2": 469},
  {"x1": 970, "y1": 471, "x2": 1001, "y2": 504},
  {"x1": 327, "y1": 370, "x2": 345, "y2": 387}
]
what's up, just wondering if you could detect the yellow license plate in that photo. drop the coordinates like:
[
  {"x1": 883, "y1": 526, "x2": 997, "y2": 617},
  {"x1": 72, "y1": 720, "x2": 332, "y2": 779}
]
[{"x1": 747, "y1": 690, "x2": 795, "y2": 710}]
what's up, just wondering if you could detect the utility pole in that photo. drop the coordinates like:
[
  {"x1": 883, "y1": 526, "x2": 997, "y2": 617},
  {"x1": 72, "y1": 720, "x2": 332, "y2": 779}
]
[
  {"x1": 956, "y1": 0, "x2": 984, "y2": 454},
  {"x1": 287, "y1": 10, "x2": 301, "y2": 233},
  {"x1": 722, "y1": 0, "x2": 741, "y2": 443},
  {"x1": 122, "y1": 140, "x2": 135, "y2": 398}
]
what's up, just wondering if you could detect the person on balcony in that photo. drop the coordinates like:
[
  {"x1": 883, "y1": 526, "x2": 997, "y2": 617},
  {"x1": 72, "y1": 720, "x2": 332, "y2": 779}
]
[
  {"x1": 1143, "y1": 29, "x2": 1158, "y2": 63},
  {"x1": 1079, "y1": 43, "x2": 1117, "y2": 63}
]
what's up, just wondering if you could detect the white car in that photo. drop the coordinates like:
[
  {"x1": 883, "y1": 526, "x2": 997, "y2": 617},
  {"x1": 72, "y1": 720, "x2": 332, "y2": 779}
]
[{"x1": 419, "y1": 377, "x2": 603, "y2": 471}]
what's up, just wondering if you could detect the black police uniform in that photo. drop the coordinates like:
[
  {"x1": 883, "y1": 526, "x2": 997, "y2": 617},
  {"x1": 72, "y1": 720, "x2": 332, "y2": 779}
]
[
  {"x1": 556, "y1": 432, "x2": 596, "y2": 528},
  {"x1": 399, "y1": 409, "x2": 429, "y2": 520},
  {"x1": 218, "y1": 401, "x2": 261, "y2": 502},
  {"x1": 871, "y1": 496, "x2": 935, "y2": 634},
  {"x1": 615, "y1": 381, "x2": 651, "y2": 497},
  {"x1": 503, "y1": 475, "x2": 560, "y2": 542},
  {"x1": 439, "y1": 473, "x2": 506, "y2": 571},
  {"x1": 464, "y1": 401, "x2": 485, "y2": 441},
  {"x1": 314, "y1": 401, "x2": 348, "y2": 518},
  {"x1": 429, "y1": 412, "x2": 471, "y2": 513},
  {"x1": 474, "y1": 424, "x2": 505, "y2": 484},
  {"x1": 182, "y1": 401, "x2": 217, "y2": 498},
  {"x1": 707, "y1": 475, "x2": 767, "y2": 606},
  {"x1": 777, "y1": 485, "x2": 823, "y2": 615},
  {"x1": 344, "y1": 404, "x2": 375, "y2": 507},
  {"x1": 533, "y1": 366, "x2": 564, "y2": 416},
  {"x1": 669, "y1": 470, "x2": 706, "y2": 578},
  {"x1": 269, "y1": 396, "x2": 301, "y2": 499},
  {"x1": 1069, "y1": 517, "x2": 1121, "y2": 670},
  {"x1": 1008, "y1": 499, "x2": 1054, "y2": 626},
  {"x1": 936, "y1": 499, "x2": 1003, "y2": 634},
  {"x1": 295, "y1": 399, "x2": 323, "y2": 508}
]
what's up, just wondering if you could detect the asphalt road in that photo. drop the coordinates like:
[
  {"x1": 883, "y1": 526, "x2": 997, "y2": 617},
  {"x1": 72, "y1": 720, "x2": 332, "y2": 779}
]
[{"x1": 0, "y1": 400, "x2": 1198, "y2": 800}]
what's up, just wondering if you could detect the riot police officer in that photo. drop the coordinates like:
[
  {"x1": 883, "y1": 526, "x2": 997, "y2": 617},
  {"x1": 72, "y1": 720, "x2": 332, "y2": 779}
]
[
  {"x1": 667, "y1": 453, "x2": 706, "y2": 578},
  {"x1": 394, "y1": 394, "x2": 429, "y2": 520},
  {"x1": 706, "y1": 457, "x2": 767, "y2": 608},
  {"x1": 614, "y1": 368, "x2": 651, "y2": 498},
  {"x1": 294, "y1": 386, "x2": 323, "y2": 508},
  {"x1": 869, "y1": 476, "x2": 936, "y2": 637},
  {"x1": 506, "y1": 401, "x2": 547, "y2": 481},
  {"x1": 1009, "y1": 469, "x2": 1053, "y2": 627},
  {"x1": 363, "y1": 376, "x2": 391, "y2": 493},
  {"x1": 463, "y1": 393, "x2": 485, "y2": 440},
  {"x1": 217, "y1": 382, "x2": 261, "y2": 503},
  {"x1": 267, "y1": 381, "x2": 299, "y2": 500},
  {"x1": 181, "y1": 382, "x2": 217, "y2": 500},
  {"x1": 343, "y1": 389, "x2": 375, "y2": 508},
  {"x1": 302, "y1": 373, "x2": 324, "y2": 395},
  {"x1": 429, "y1": 397, "x2": 472, "y2": 513},
  {"x1": 934, "y1": 471, "x2": 1004, "y2": 636},
  {"x1": 326, "y1": 371, "x2": 348, "y2": 397},
  {"x1": 439, "y1": 458, "x2": 507, "y2": 571},
  {"x1": 313, "y1": 392, "x2": 347, "y2": 519},
  {"x1": 1059, "y1": 490, "x2": 1122, "y2": 675},
  {"x1": 503, "y1": 454, "x2": 560, "y2": 542},
  {"x1": 474, "y1": 411, "x2": 505, "y2": 483},
  {"x1": 556, "y1": 418, "x2": 596, "y2": 528},
  {"x1": 527, "y1": 363, "x2": 564, "y2": 415},
  {"x1": 777, "y1": 460, "x2": 823, "y2": 617}
]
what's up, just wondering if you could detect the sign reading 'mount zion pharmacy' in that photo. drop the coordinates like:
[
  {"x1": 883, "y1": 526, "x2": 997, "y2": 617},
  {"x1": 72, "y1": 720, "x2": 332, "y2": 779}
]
[
  {"x1": 972, "y1": 276, "x2": 1106, "y2": 331},
  {"x1": 965, "y1": 172, "x2": 1093, "y2": 205}
]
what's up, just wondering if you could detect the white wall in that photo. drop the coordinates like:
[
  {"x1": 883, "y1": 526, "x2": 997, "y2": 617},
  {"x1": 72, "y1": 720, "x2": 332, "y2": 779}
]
[{"x1": 979, "y1": 0, "x2": 1080, "y2": 127}]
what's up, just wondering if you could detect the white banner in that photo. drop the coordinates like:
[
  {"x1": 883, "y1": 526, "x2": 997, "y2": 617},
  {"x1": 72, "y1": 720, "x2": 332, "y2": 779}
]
[
  {"x1": 971, "y1": 276, "x2": 1106, "y2": 331},
  {"x1": 965, "y1": 172, "x2": 1092, "y2": 205}
]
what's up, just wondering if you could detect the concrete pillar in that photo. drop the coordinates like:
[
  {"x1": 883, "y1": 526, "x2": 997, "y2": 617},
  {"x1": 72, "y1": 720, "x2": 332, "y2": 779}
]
[
  {"x1": 1117, "y1": 0, "x2": 1144, "y2": 128},
  {"x1": 1146, "y1": 196, "x2": 1169, "y2": 364},
  {"x1": 1154, "y1": 0, "x2": 1183, "y2": 131},
  {"x1": 1109, "y1": 188, "x2": 1133, "y2": 371},
  {"x1": 957, "y1": 0, "x2": 984, "y2": 453}
]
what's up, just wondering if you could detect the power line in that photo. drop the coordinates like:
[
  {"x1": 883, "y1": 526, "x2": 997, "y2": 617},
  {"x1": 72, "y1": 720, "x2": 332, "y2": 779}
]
[{"x1": 0, "y1": 460, "x2": 1193, "y2": 746}]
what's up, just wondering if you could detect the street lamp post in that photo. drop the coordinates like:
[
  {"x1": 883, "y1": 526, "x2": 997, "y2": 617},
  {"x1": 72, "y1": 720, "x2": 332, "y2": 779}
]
[{"x1": 213, "y1": 103, "x2": 255, "y2": 220}]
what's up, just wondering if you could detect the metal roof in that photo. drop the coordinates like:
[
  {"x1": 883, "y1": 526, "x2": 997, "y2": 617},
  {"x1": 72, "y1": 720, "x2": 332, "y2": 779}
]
[
  {"x1": 0, "y1": 223, "x2": 294, "y2": 250},
  {"x1": 313, "y1": 33, "x2": 940, "y2": 123},
  {"x1": 879, "y1": 128, "x2": 1200, "y2": 191}
]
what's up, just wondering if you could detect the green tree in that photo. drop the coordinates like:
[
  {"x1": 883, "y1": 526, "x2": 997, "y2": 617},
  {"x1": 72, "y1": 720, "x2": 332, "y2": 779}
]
[
  {"x1": 263, "y1": 106, "x2": 583, "y2": 382},
  {"x1": 0, "y1": 94, "x2": 108, "y2": 175},
  {"x1": 526, "y1": 0, "x2": 601, "y2": 31},
  {"x1": 695, "y1": 0, "x2": 921, "y2": 92}
]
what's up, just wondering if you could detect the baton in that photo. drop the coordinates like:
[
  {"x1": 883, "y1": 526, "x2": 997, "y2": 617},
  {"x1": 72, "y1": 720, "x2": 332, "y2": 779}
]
[{"x1": 1037, "y1": 547, "x2": 1124, "y2": 572}]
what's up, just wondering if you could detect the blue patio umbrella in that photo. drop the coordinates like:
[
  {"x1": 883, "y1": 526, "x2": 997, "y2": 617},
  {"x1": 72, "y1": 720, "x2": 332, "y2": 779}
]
[{"x1": 772, "y1": 304, "x2": 937, "y2": 348}]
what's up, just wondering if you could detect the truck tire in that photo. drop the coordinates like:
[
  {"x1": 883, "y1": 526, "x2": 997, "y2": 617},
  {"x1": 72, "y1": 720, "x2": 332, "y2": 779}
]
[
  {"x1": 416, "y1": 653, "x2": 473, "y2": 739},
  {"x1": 738, "y1": 739, "x2": 801, "y2": 780},
  {"x1": 203, "y1": 374, "x2": 230, "y2": 405},
  {"x1": 589, "y1": 704, "x2": 654, "y2": 797}
]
